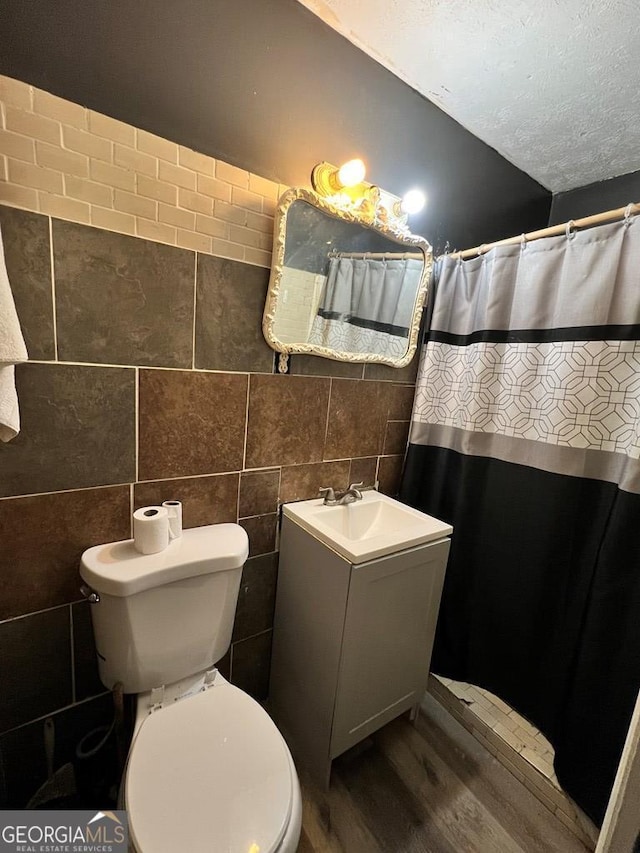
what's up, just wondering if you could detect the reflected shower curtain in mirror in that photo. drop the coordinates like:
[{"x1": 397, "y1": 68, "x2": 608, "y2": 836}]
[
  {"x1": 308, "y1": 256, "x2": 421, "y2": 355},
  {"x1": 400, "y1": 218, "x2": 640, "y2": 824}
]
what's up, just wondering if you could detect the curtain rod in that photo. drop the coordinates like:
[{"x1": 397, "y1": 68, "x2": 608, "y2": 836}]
[
  {"x1": 331, "y1": 251, "x2": 423, "y2": 260},
  {"x1": 440, "y1": 201, "x2": 640, "y2": 261}
]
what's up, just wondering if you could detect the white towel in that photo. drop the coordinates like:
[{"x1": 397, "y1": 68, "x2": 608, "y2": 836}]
[{"x1": 0, "y1": 223, "x2": 28, "y2": 442}]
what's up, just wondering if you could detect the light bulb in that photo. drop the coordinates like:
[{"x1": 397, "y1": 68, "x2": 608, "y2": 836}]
[
  {"x1": 337, "y1": 158, "x2": 366, "y2": 188},
  {"x1": 401, "y1": 189, "x2": 426, "y2": 215}
]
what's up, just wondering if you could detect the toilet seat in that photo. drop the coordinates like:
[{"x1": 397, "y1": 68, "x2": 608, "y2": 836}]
[{"x1": 125, "y1": 682, "x2": 294, "y2": 853}]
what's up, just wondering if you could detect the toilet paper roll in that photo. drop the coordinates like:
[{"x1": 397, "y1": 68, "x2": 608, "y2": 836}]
[
  {"x1": 162, "y1": 500, "x2": 183, "y2": 539},
  {"x1": 133, "y1": 506, "x2": 170, "y2": 555}
]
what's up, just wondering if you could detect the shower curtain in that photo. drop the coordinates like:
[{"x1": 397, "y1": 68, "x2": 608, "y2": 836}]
[
  {"x1": 308, "y1": 256, "x2": 422, "y2": 356},
  {"x1": 400, "y1": 218, "x2": 640, "y2": 824}
]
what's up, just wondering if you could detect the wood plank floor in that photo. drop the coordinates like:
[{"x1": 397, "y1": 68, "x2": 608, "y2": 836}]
[{"x1": 296, "y1": 692, "x2": 590, "y2": 853}]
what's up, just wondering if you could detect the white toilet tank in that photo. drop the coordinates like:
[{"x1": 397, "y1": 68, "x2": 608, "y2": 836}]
[{"x1": 80, "y1": 524, "x2": 248, "y2": 693}]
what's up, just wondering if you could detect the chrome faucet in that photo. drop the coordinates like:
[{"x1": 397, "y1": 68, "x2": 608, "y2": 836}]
[{"x1": 318, "y1": 482, "x2": 364, "y2": 506}]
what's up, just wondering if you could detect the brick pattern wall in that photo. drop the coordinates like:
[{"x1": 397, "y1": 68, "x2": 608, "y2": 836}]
[
  {"x1": 0, "y1": 75, "x2": 280, "y2": 266},
  {"x1": 274, "y1": 267, "x2": 325, "y2": 342}
]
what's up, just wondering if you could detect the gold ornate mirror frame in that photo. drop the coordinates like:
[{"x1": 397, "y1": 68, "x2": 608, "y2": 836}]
[{"x1": 262, "y1": 187, "x2": 433, "y2": 373}]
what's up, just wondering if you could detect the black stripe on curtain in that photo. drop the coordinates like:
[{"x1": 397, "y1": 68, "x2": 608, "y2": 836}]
[
  {"x1": 430, "y1": 323, "x2": 640, "y2": 346},
  {"x1": 317, "y1": 309, "x2": 409, "y2": 337},
  {"x1": 400, "y1": 442, "x2": 640, "y2": 824}
]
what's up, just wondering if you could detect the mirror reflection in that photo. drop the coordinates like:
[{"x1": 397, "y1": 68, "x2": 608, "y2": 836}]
[{"x1": 263, "y1": 189, "x2": 431, "y2": 369}]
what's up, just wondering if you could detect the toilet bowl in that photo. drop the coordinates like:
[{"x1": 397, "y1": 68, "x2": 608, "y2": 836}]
[
  {"x1": 124, "y1": 671, "x2": 301, "y2": 853},
  {"x1": 80, "y1": 523, "x2": 302, "y2": 853}
]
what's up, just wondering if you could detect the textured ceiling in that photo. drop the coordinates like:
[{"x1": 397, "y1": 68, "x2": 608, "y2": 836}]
[{"x1": 296, "y1": 0, "x2": 640, "y2": 192}]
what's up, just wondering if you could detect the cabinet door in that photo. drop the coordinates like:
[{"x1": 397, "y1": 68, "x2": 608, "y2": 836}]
[{"x1": 330, "y1": 539, "x2": 449, "y2": 758}]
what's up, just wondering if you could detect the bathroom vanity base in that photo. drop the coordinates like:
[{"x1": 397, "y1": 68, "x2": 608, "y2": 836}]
[{"x1": 269, "y1": 514, "x2": 450, "y2": 788}]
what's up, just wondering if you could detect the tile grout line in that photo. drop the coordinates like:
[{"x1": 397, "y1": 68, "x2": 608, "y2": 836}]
[
  {"x1": 48, "y1": 215, "x2": 58, "y2": 360},
  {"x1": 191, "y1": 251, "x2": 198, "y2": 369},
  {"x1": 0, "y1": 481, "x2": 132, "y2": 501},
  {"x1": 323, "y1": 378, "x2": 333, "y2": 454},
  {"x1": 241, "y1": 374, "x2": 250, "y2": 471},
  {"x1": 274, "y1": 468, "x2": 282, "y2": 551},
  {"x1": 0, "y1": 600, "x2": 81, "y2": 625},
  {"x1": 238, "y1": 510, "x2": 278, "y2": 522},
  {"x1": 69, "y1": 604, "x2": 76, "y2": 704},
  {"x1": 22, "y1": 361, "x2": 269, "y2": 376},
  {"x1": 0, "y1": 459, "x2": 371, "y2": 505},
  {"x1": 233, "y1": 626, "x2": 273, "y2": 644},
  {"x1": 0, "y1": 691, "x2": 112, "y2": 738},
  {"x1": 382, "y1": 420, "x2": 390, "y2": 455},
  {"x1": 0, "y1": 461, "x2": 351, "y2": 503},
  {"x1": 134, "y1": 367, "x2": 139, "y2": 484}
]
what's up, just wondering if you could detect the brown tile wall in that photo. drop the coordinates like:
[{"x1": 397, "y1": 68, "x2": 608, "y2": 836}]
[
  {"x1": 0, "y1": 82, "x2": 418, "y2": 806},
  {"x1": 0, "y1": 201, "x2": 416, "y2": 803}
]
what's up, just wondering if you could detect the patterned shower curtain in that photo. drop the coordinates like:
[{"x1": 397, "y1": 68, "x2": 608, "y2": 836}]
[
  {"x1": 400, "y1": 217, "x2": 640, "y2": 824},
  {"x1": 308, "y1": 256, "x2": 422, "y2": 357}
]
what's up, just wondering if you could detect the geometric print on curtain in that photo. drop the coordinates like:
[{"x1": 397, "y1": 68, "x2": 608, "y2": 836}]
[
  {"x1": 401, "y1": 216, "x2": 640, "y2": 824},
  {"x1": 413, "y1": 339, "x2": 640, "y2": 490}
]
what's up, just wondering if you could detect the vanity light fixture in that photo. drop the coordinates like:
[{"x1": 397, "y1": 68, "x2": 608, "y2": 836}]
[
  {"x1": 400, "y1": 189, "x2": 427, "y2": 215},
  {"x1": 311, "y1": 161, "x2": 425, "y2": 235},
  {"x1": 311, "y1": 159, "x2": 366, "y2": 195},
  {"x1": 337, "y1": 158, "x2": 366, "y2": 188},
  {"x1": 391, "y1": 189, "x2": 427, "y2": 219}
]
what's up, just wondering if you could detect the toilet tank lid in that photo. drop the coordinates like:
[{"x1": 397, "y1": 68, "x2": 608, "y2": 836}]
[{"x1": 80, "y1": 524, "x2": 249, "y2": 597}]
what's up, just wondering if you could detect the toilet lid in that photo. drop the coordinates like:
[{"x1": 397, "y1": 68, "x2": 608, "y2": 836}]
[{"x1": 126, "y1": 683, "x2": 294, "y2": 853}]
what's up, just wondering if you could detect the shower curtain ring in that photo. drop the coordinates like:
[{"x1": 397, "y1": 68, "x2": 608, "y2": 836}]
[
  {"x1": 520, "y1": 233, "x2": 527, "y2": 249},
  {"x1": 565, "y1": 220, "x2": 576, "y2": 239},
  {"x1": 478, "y1": 244, "x2": 487, "y2": 257},
  {"x1": 624, "y1": 203, "x2": 634, "y2": 226}
]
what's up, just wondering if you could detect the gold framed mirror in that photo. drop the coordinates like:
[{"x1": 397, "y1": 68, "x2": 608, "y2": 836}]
[{"x1": 262, "y1": 188, "x2": 432, "y2": 373}]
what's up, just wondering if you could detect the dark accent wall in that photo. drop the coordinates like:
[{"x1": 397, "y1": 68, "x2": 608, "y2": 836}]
[
  {"x1": 0, "y1": 0, "x2": 551, "y2": 251},
  {"x1": 550, "y1": 170, "x2": 640, "y2": 224}
]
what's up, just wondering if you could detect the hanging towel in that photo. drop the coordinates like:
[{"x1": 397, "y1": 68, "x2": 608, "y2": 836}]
[{"x1": 0, "y1": 224, "x2": 28, "y2": 442}]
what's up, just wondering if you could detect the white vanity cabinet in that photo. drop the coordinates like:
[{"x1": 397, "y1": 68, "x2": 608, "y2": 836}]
[{"x1": 269, "y1": 511, "x2": 450, "y2": 787}]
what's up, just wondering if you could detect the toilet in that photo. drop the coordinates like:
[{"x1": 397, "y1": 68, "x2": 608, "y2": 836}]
[{"x1": 80, "y1": 523, "x2": 302, "y2": 853}]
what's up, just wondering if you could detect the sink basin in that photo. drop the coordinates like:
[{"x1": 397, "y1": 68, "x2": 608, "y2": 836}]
[{"x1": 282, "y1": 491, "x2": 452, "y2": 564}]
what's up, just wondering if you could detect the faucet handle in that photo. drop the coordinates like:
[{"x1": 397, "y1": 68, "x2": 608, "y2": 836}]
[
  {"x1": 347, "y1": 482, "x2": 363, "y2": 499},
  {"x1": 318, "y1": 487, "x2": 336, "y2": 503}
]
